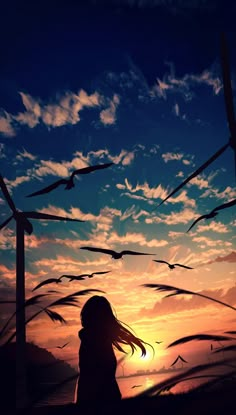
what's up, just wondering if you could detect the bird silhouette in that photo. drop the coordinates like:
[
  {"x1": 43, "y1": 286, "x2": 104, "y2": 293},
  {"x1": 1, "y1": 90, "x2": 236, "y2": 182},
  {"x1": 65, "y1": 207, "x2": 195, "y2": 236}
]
[
  {"x1": 61, "y1": 271, "x2": 111, "y2": 281},
  {"x1": 56, "y1": 342, "x2": 70, "y2": 349},
  {"x1": 155, "y1": 341, "x2": 163, "y2": 344},
  {"x1": 32, "y1": 278, "x2": 63, "y2": 291},
  {"x1": 26, "y1": 162, "x2": 113, "y2": 197},
  {"x1": 170, "y1": 355, "x2": 188, "y2": 367},
  {"x1": 187, "y1": 198, "x2": 236, "y2": 232},
  {"x1": 153, "y1": 260, "x2": 193, "y2": 270},
  {"x1": 131, "y1": 385, "x2": 142, "y2": 389},
  {"x1": 80, "y1": 247, "x2": 155, "y2": 259}
]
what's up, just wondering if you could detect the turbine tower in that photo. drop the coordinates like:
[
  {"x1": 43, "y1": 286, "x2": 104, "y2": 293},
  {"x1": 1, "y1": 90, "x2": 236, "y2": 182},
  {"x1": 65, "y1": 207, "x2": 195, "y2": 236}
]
[{"x1": 220, "y1": 32, "x2": 236, "y2": 177}]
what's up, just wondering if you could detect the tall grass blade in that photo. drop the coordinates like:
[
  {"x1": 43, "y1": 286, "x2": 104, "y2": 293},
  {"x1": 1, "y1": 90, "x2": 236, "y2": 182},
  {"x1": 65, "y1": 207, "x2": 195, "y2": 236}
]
[
  {"x1": 168, "y1": 333, "x2": 235, "y2": 348},
  {"x1": 142, "y1": 283, "x2": 236, "y2": 311}
]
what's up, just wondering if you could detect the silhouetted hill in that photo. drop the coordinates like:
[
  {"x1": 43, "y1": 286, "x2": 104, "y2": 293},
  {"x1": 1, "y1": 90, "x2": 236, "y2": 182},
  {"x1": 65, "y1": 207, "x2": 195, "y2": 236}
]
[{"x1": 0, "y1": 342, "x2": 77, "y2": 408}]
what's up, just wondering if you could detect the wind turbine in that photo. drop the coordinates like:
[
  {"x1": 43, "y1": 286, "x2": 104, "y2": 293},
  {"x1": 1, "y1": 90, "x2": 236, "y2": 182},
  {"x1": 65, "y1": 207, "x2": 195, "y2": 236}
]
[
  {"x1": 0, "y1": 174, "x2": 85, "y2": 408},
  {"x1": 158, "y1": 33, "x2": 235, "y2": 207}
]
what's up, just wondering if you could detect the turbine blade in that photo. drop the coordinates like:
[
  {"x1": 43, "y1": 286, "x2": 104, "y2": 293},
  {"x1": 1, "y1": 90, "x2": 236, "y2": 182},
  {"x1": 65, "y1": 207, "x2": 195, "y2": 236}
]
[
  {"x1": 0, "y1": 215, "x2": 14, "y2": 230},
  {"x1": 0, "y1": 175, "x2": 16, "y2": 213},
  {"x1": 24, "y1": 212, "x2": 85, "y2": 222},
  {"x1": 220, "y1": 33, "x2": 236, "y2": 139},
  {"x1": 158, "y1": 143, "x2": 229, "y2": 206}
]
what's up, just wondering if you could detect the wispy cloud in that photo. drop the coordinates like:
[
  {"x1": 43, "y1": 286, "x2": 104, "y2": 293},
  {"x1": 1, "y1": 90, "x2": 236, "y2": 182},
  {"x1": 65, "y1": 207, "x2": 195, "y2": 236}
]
[
  {"x1": 0, "y1": 264, "x2": 16, "y2": 281},
  {"x1": 0, "y1": 143, "x2": 6, "y2": 159},
  {"x1": 162, "y1": 152, "x2": 184, "y2": 162},
  {"x1": 206, "y1": 251, "x2": 236, "y2": 264},
  {"x1": 5, "y1": 174, "x2": 35, "y2": 189},
  {"x1": 145, "y1": 208, "x2": 196, "y2": 225},
  {"x1": 193, "y1": 235, "x2": 232, "y2": 248},
  {"x1": 0, "y1": 89, "x2": 121, "y2": 136},
  {"x1": 162, "y1": 151, "x2": 194, "y2": 165},
  {"x1": 139, "y1": 285, "x2": 236, "y2": 318},
  {"x1": 15, "y1": 90, "x2": 101, "y2": 128},
  {"x1": 16, "y1": 148, "x2": 37, "y2": 162},
  {"x1": 107, "y1": 231, "x2": 168, "y2": 248},
  {"x1": 168, "y1": 231, "x2": 185, "y2": 239},
  {"x1": 0, "y1": 112, "x2": 15, "y2": 137},
  {"x1": 0, "y1": 228, "x2": 15, "y2": 250},
  {"x1": 99, "y1": 94, "x2": 120, "y2": 125},
  {"x1": 176, "y1": 171, "x2": 184, "y2": 178},
  {"x1": 33, "y1": 254, "x2": 111, "y2": 273},
  {"x1": 74, "y1": 148, "x2": 136, "y2": 166},
  {"x1": 200, "y1": 186, "x2": 236, "y2": 200},
  {"x1": 116, "y1": 178, "x2": 168, "y2": 201},
  {"x1": 117, "y1": 178, "x2": 195, "y2": 207},
  {"x1": 39, "y1": 204, "x2": 121, "y2": 229},
  {"x1": 195, "y1": 221, "x2": 230, "y2": 234},
  {"x1": 173, "y1": 102, "x2": 180, "y2": 116},
  {"x1": 150, "y1": 63, "x2": 222, "y2": 101},
  {"x1": 4, "y1": 147, "x2": 138, "y2": 191}
]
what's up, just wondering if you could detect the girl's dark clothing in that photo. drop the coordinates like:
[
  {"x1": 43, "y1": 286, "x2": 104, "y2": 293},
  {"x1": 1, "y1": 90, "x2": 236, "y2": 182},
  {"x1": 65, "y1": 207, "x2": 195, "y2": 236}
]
[{"x1": 76, "y1": 327, "x2": 121, "y2": 404}]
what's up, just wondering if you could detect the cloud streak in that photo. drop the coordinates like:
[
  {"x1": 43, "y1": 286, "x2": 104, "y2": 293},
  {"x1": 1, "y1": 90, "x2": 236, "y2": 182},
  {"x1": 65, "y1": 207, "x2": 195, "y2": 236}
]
[
  {"x1": 139, "y1": 285, "x2": 236, "y2": 318},
  {"x1": 151, "y1": 64, "x2": 222, "y2": 101},
  {"x1": 206, "y1": 251, "x2": 236, "y2": 264},
  {"x1": 0, "y1": 89, "x2": 121, "y2": 137}
]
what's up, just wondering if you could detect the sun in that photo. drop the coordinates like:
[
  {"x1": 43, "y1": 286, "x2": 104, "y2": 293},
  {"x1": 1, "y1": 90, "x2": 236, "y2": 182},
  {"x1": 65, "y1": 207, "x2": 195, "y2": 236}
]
[
  {"x1": 129, "y1": 349, "x2": 154, "y2": 365},
  {"x1": 140, "y1": 350, "x2": 152, "y2": 362}
]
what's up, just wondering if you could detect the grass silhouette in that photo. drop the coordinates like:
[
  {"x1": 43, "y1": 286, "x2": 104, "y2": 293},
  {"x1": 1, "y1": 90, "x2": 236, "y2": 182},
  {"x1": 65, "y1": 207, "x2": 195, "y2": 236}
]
[{"x1": 3, "y1": 289, "x2": 104, "y2": 346}]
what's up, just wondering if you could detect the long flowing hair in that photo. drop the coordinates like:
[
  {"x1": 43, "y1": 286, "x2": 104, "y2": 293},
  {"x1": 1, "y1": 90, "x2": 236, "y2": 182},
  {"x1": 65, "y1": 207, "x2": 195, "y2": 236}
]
[{"x1": 80, "y1": 295, "x2": 153, "y2": 357}]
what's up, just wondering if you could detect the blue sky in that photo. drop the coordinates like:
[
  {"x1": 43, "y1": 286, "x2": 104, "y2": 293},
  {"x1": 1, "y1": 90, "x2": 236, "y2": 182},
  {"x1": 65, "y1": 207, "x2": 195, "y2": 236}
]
[{"x1": 0, "y1": 1, "x2": 236, "y2": 373}]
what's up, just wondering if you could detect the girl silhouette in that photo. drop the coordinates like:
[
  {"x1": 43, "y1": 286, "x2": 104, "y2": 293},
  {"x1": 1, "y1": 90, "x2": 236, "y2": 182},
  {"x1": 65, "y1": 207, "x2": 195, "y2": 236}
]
[{"x1": 75, "y1": 295, "x2": 152, "y2": 409}]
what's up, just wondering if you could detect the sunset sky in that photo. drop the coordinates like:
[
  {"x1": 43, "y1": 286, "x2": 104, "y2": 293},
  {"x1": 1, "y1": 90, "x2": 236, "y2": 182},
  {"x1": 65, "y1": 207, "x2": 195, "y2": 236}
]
[{"x1": 0, "y1": 0, "x2": 236, "y2": 376}]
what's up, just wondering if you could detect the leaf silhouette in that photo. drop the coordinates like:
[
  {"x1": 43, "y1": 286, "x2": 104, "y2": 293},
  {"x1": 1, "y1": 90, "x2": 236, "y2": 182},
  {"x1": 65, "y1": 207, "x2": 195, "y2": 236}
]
[
  {"x1": 136, "y1": 356, "x2": 235, "y2": 397},
  {"x1": 167, "y1": 333, "x2": 234, "y2": 348},
  {"x1": 24, "y1": 294, "x2": 49, "y2": 307},
  {"x1": 4, "y1": 288, "x2": 105, "y2": 344},
  {"x1": 43, "y1": 308, "x2": 67, "y2": 324},
  {"x1": 212, "y1": 344, "x2": 236, "y2": 354},
  {"x1": 142, "y1": 283, "x2": 236, "y2": 311},
  {"x1": 48, "y1": 289, "x2": 105, "y2": 307},
  {"x1": 0, "y1": 294, "x2": 49, "y2": 339}
]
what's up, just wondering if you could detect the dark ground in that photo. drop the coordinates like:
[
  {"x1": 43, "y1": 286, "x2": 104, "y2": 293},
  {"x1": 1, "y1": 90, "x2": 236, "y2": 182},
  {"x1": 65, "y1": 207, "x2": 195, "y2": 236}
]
[
  {"x1": 10, "y1": 383, "x2": 236, "y2": 415},
  {"x1": 1, "y1": 343, "x2": 235, "y2": 414}
]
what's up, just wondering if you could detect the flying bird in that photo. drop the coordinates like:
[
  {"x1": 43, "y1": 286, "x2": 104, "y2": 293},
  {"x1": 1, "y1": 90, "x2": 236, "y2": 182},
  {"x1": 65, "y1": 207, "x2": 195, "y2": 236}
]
[
  {"x1": 32, "y1": 278, "x2": 63, "y2": 291},
  {"x1": 155, "y1": 341, "x2": 163, "y2": 344},
  {"x1": 56, "y1": 342, "x2": 70, "y2": 349},
  {"x1": 153, "y1": 260, "x2": 193, "y2": 270},
  {"x1": 170, "y1": 355, "x2": 188, "y2": 367},
  {"x1": 80, "y1": 247, "x2": 156, "y2": 259},
  {"x1": 26, "y1": 163, "x2": 113, "y2": 197},
  {"x1": 61, "y1": 271, "x2": 111, "y2": 281},
  {"x1": 131, "y1": 385, "x2": 142, "y2": 389},
  {"x1": 187, "y1": 198, "x2": 236, "y2": 232}
]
